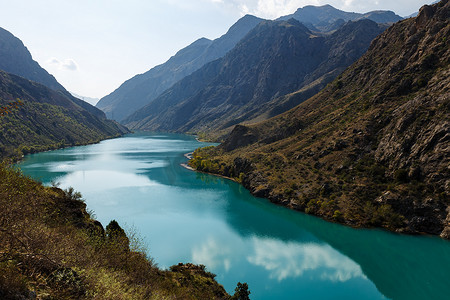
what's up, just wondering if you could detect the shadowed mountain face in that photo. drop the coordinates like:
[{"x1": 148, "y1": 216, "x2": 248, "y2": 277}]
[
  {"x1": 124, "y1": 19, "x2": 385, "y2": 135},
  {"x1": 202, "y1": 1, "x2": 450, "y2": 238},
  {"x1": 278, "y1": 4, "x2": 403, "y2": 32},
  {"x1": 96, "y1": 15, "x2": 264, "y2": 122},
  {"x1": 0, "y1": 27, "x2": 65, "y2": 92}
]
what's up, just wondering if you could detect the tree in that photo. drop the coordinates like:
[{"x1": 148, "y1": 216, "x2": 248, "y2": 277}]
[
  {"x1": 106, "y1": 220, "x2": 130, "y2": 251},
  {"x1": 232, "y1": 282, "x2": 250, "y2": 300}
]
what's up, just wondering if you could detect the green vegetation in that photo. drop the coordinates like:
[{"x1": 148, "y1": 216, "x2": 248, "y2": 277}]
[
  {"x1": 189, "y1": 146, "x2": 222, "y2": 174},
  {"x1": 0, "y1": 163, "x2": 238, "y2": 299}
]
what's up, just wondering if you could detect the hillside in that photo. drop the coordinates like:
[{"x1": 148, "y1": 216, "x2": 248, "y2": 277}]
[
  {"x1": 125, "y1": 19, "x2": 385, "y2": 136},
  {"x1": 0, "y1": 70, "x2": 128, "y2": 159},
  {"x1": 189, "y1": 1, "x2": 450, "y2": 238},
  {"x1": 0, "y1": 163, "x2": 238, "y2": 299},
  {"x1": 0, "y1": 27, "x2": 65, "y2": 92},
  {"x1": 96, "y1": 15, "x2": 263, "y2": 122},
  {"x1": 279, "y1": 4, "x2": 403, "y2": 31}
]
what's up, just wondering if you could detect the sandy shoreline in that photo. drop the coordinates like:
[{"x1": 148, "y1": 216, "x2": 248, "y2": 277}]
[
  {"x1": 184, "y1": 152, "x2": 193, "y2": 159},
  {"x1": 180, "y1": 163, "x2": 195, "y2": 171}
]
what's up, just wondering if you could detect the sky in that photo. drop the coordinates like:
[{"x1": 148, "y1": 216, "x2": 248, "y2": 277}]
[{"x1": 0, "y1": 0, "x2": 436, "y2": 100}]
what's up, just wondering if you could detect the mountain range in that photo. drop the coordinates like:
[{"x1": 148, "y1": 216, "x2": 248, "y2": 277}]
[
  {"x1": 124, "y1": 18, "x2": 386, "y2": 136},
  {"x1": 278, "y1": 4, "x2": 402, "y2": 31},
  {"x1": 70, "y1": 92, "x2": 100, "y2": 106},
  {"x1": 191, "y1": 0, "x2": 450, "y2": 238},
  {"x1": 96, "y1": 5, "x2": 402, "y2": 126},
  {"x1": 96, "y1": 14, "x2": 264, "y2": 122}
]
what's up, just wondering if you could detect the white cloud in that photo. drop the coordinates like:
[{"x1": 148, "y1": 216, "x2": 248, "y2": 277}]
[{"x1": 47, "y1": 57, "x2": 79, "y2": 71}]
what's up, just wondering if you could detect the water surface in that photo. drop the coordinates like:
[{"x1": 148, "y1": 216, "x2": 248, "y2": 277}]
[{"x1": 19, "y1": 133, "x2": 450, "y2": 300}]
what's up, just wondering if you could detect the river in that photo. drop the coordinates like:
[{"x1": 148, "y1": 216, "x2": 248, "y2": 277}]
[{"x1": 18, "y1": 132, "x2": 450, "y2": 300}]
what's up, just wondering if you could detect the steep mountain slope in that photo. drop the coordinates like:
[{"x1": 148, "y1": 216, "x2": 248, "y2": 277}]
[
  {"x1": 0, "y1": 27, "x2": 65, "y2": 91},
  {"x1": 279, "y1": 4, "x2": 402, "y2": 31},
  {"x1": 190, "y1": 1, "x2": 450, "y2": 238},
  {"x1": 96, "y1": 15, "x2": 263, "y2": 122},
  {"x1": 125, "y1": 19, "x2": 385, "y2": 135},
  {"x1": 0, "y1": 70, "x2": 128, "y2": 159}
]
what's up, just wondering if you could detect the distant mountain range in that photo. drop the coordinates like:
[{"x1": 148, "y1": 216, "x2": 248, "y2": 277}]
[
  {"x1": 195, "y1": 1, "x2": 450, "y2": 238},
  {"x1": 0, "y1": 27, "x2": 127, "y2": 158},
  {"x1": 96, "y1": 14, "x2": 264, "y2": 122},
  {"x1": 278, "y1": 4, "x2": 402, "y2": 31},
  {"x1": 69, "y1": 92, "x2": 100, "y2": 106},
  {"x1": 124, "y1": 18, "x2": 386, "y2": 136},
  {"x1": 96, "y1": 4, "x2": 402, "y2": 125}
]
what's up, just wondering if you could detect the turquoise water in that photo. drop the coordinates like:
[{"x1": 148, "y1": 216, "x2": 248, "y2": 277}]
[{"x1": 18, "y1": 133, "x2": 450, "y2": 300}]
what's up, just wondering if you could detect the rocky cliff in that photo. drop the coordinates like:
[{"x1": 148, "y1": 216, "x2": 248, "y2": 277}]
[{"x1": 191, "y1": 0, "x2": 450, "y2": 238}]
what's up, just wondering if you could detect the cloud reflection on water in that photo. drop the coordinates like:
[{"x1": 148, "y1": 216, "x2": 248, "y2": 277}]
[
  {"x1": 192, "y1": 237, "x2": 235, "y2": 272},
  {"x1": 56, "y1": 170, "x2": 160, "y2": 191},
  {"x1": 247, "y1": 237, "x2": 365, "y2": 282},
  {"x1": 192, "y1": 234, "x2": 365, "y2": 284}
]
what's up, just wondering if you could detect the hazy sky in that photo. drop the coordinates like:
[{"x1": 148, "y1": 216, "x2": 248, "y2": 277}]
[{"x1": 0, "y1": 0, "x2": 435, "y2": 99}]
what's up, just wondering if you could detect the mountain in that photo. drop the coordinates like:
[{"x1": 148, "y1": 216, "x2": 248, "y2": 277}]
[
  {"x1": 0, "y1": 70, "x2": 128, "y2": 159},
  {"x1": 190, "y1": 1, "x2": 450, "y2": 238},
  {"x1": 0, "y1": 27, "x2": 65, "y2": 91},
  {"x1": 0, "y1": 27, "x2": 128, "y2": 159},
  {"x1": 278, "y1": 4, "x2": 403, "y2": 32},
  {"x1": 96, "y1": 15, "x2": 264, "y2": 122},
  {"x1": 125, "y1": 19, "x2": 386, "y2": 136}
]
